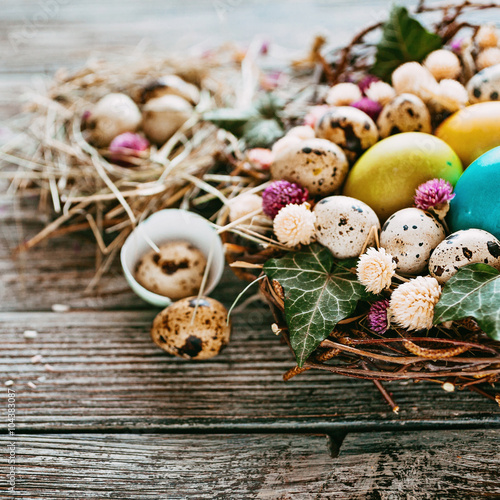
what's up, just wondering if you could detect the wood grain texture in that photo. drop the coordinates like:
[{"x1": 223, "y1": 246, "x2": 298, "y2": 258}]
[
  {"x1": 1, "y1": 430, "x2": 498, "y2": 499},
  {"x1": 1, "y1": 309, "x2": 499, "y2": 432},
  {"x1": 331, "y1": 429, "x2": 500, "y2": 499},
  {"x1": 0, "y1": 433, "x2": 336, "y2": 499}
]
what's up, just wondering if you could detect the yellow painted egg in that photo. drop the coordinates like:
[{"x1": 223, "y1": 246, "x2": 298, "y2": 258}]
[{"x1": 435, "y1": 101, "x2": 500, "y2": 167}]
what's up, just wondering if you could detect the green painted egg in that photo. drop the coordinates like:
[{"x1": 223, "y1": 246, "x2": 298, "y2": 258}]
[
  {"x1": 449, "y1": 146, "x2": 500, "y2": 239},
  {"x1": 342, "y1": 132, "x2": 463, "y2": 221}
]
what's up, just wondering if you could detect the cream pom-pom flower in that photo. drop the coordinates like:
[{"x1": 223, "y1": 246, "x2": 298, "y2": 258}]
[
  {"x1": 228, "y1": 193, "x2": 262, "y2": 222},
  {"x1": 424, "y1": 49, "x2": 461, "y2": 81},
  {"x1": 365, "y1": 81, "x2": 396, "y2": 106},
  {"x1": 391, "y1": 62, "x2": 439, "y2": 102},
  {"x1": 477, "y1": 47, "x2": 500, "y2": 70},
  {"x1": 432, "y1": 79, "x2": 468, "y2": 112},
  {"x1": 273, "y1": 203, "x2": 316, "y2": 247},
  {"x1": 390, "y1": 276, "x2": 442, "y2": 331},
  {"x1": 325, "y1": 83, "x2": 362, "y2": 106},
  {"x1": 476, "y1": 24, "x2": 499, "y2": 49},
  {"x1": 357, "y1": 247, "x2": 397, "y2": 294}
]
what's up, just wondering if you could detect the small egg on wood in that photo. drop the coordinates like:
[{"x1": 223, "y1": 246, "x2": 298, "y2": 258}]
[
  {"x1": 380, "y1": 208, "x2": 446, "y2": 275},
  {"x1": 315, "y1": 106, "x2": 378, "y2": 162},
  {"x1": 151, "y1": 296, "x2": 231, "y2": 360},
  {"x1": 429, "y1": 229, "x2": 500, "y2": 284},
  {"x1": 134, "y1": 240, "x2": 207, "y2": 300},
  {"x1": 314, "y1": 195, "x2": 380, "y2": 259},
  {"x1": 377, "y1": 94, "x2": 432, "y2": 138},
  {"x1": 270, "y1": 138, "x2": 348, "y2": 196}
]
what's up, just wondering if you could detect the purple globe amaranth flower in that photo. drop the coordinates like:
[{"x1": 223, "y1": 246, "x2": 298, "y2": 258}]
[
  {"x1": 350, "y1": 97, "x2": 383, "y2": 121},
  {"x1": 414, "y1": 178, "x2": 455, "y2": 211},
  {"x1": 367, "y1": 299, "x2": 390, "y2": 334},
  {"x1": 358, "y1": 74, "x2": 380, "y2": 93},
  {"x1": 262, "y1": 180, "x2": 308, "y2": 219}
]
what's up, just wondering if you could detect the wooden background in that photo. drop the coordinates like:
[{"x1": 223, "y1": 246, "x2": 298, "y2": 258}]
[{"x1": 1, "y1": 1, "x2": 499, "y2": 498}]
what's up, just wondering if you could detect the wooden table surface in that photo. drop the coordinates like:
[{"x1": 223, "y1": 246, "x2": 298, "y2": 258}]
[{"x1": 1, "y1": 1, "x2": 499, "y2": 498}]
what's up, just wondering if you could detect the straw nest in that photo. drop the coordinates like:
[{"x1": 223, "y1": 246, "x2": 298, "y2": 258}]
[{"x1": 0, "y1": 46, "x2": 267, "y2": 287}]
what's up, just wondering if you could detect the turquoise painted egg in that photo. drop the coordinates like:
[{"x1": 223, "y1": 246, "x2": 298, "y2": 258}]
[{"x1": 449, "y1": 146, "x2": 500, "y2": 239}]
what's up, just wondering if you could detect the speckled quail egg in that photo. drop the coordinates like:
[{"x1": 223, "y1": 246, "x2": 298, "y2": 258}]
[
  {"x1": 466, "y1": 64, "x2": 500, "y2": 103},
  {"x1": 377, "y1": 94, "x2": 432, "y2": 138},
  {"x1": 271, "y1": 138, "x2": 348, "y2": 196},
  {"x1": 142, "y1": 95, "x2": 193, "y2": 145},
  {"x1": 151, "y1": 296, "x2": 231, "y2": 360},
  {"x1": 87, "y1": 93, "x2": 142, "y2": 147},
  {"x1": 380, "y1": 208, "x2": 446, "y2": 274},
  {"x1": 314, "y1": 195, "x2": 380, "y2": 259},
  {"x1": 271, "y1": 127, "x2": 315, "y2": 156},
  {"x1": 141, "y1": 74, "x2": 200, "y2": 104},
  {"x1": 315, "y1": 106, "x2": 378, "y2": 162},
  {"x1": 134, "y1": 240, "x2": 207, "y2": 300},
  {"x1": 429, "y1": 229, "x2": 500, "y2": 284}
]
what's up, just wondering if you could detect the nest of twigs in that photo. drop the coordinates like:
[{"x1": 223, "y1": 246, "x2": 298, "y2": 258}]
[
  {"x1": 260, "y1": 276, "x2": 500, "y2": 411},
  {"x1": 323, "y1": 0, "x2": 500, "y2": 84}
]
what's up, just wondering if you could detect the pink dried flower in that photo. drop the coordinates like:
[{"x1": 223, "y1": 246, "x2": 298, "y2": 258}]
[
  {"x1": 82, "y1": 110, "x2": 91, "y2": 122},
  {"x1": 247, "y1": 148, "x2": 274, "y2": 170},
  {"x1": 450, "y1": 38, "x2": 464, "y2": 53},
  {"x1": 350, "y1": 97, "x2": 383, "y2": 121},
  {"x1": 262, "y1": 180, "x2": 308, "y2": 219},
  {"x1": 260, "y1": 71, "x2": 282, "y2": 90},
  {"x1": 358, "y1": 75, "x2": 380, "y2": 93},
  {"x1": 414, "y1": 178, "x2": 455, "y2": 211},
  {"x1": 110, "y1": 132, "x2": 149, "y2": 156},
  {"x1": 259, "y1": 40, "x2": 270, "y2": 55},
  {"x1": 303, "y1": 105, "x2": 330, "y2": 128},
  {"x1": 367, "y1": 299, "x2": 390, "y2": 334}
]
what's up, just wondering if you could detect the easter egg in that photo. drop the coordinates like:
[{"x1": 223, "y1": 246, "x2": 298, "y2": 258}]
[
  {"x1": 342, "y1": 132, "x2": 463, "y2": 221},
  {"x1": 435, "y1": 102, "x2": 500, "y2": 167},
  {"x1": 448, "y1": 146, "x2": 500, "y2": 239}
]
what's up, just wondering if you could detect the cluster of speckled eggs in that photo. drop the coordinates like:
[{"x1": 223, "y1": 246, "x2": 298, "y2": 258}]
[
  {"x1": 81, "y1": 74, "x2": 200, "y2": 162},
  {"x1": 233, "y1": 27, "x2": 500, "y2": 288}
]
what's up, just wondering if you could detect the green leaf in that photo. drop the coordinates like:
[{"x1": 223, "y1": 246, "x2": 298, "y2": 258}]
[
  {"x1": 202, "y1": 108, "x2": 259, "y2": 135},
  {"x1": 264, "y1": 244, "x2": 370, "y2": 367},
  {"x1": 254, "y1": 93, "x2": 285, "y2": 119},
  {"x1": 434, "y1": 264, "x2": 500, "y2": 341},
  {"x1": 243, "y1": 118, "x2": 284, "y2": 147},
  {"x1": 371, "y1": 6, "x2": 442, "y2": 81}
]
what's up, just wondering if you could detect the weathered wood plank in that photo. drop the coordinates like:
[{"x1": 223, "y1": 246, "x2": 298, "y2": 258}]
[
  {"x1": 330, "y1": 429, "x2": 500, "y2": 499},
  {"x1": 1, "y1": 309, "x2": 499, "y2": 431},
  {"x1": 0, "y1": 433, "x2": 336, "y2": 499},
  {"x1": 0, "y1": 195, "x2": 165, "y2": 311},
  {"x1": 1, "y1": 430, "x2": 498, "y2": 498}
]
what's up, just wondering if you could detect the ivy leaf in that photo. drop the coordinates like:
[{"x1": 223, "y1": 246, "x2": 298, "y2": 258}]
[
  {"x1": 434, "y1": 264, "x2": 500, "y2": 341},
  {"x1": 371, "y1": 6, "x2": 442, "y2": 81},
  {"x1": 243, "y1": 118, "x2": 284, "y2": 147},
  {"x1": 264, "y1": 244, "x2": 370, "y2": 367},
  {"x1": 254, "y1": 93, "x2": 285, "y2": 119},
  {"x1": 202, "y1": 108, "x2": 259, "y2": 135}
]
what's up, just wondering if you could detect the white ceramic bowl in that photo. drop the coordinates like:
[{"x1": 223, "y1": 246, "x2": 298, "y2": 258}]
[{"x1": 120, "y1": 209, "x2": 225, "y2": 307}]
